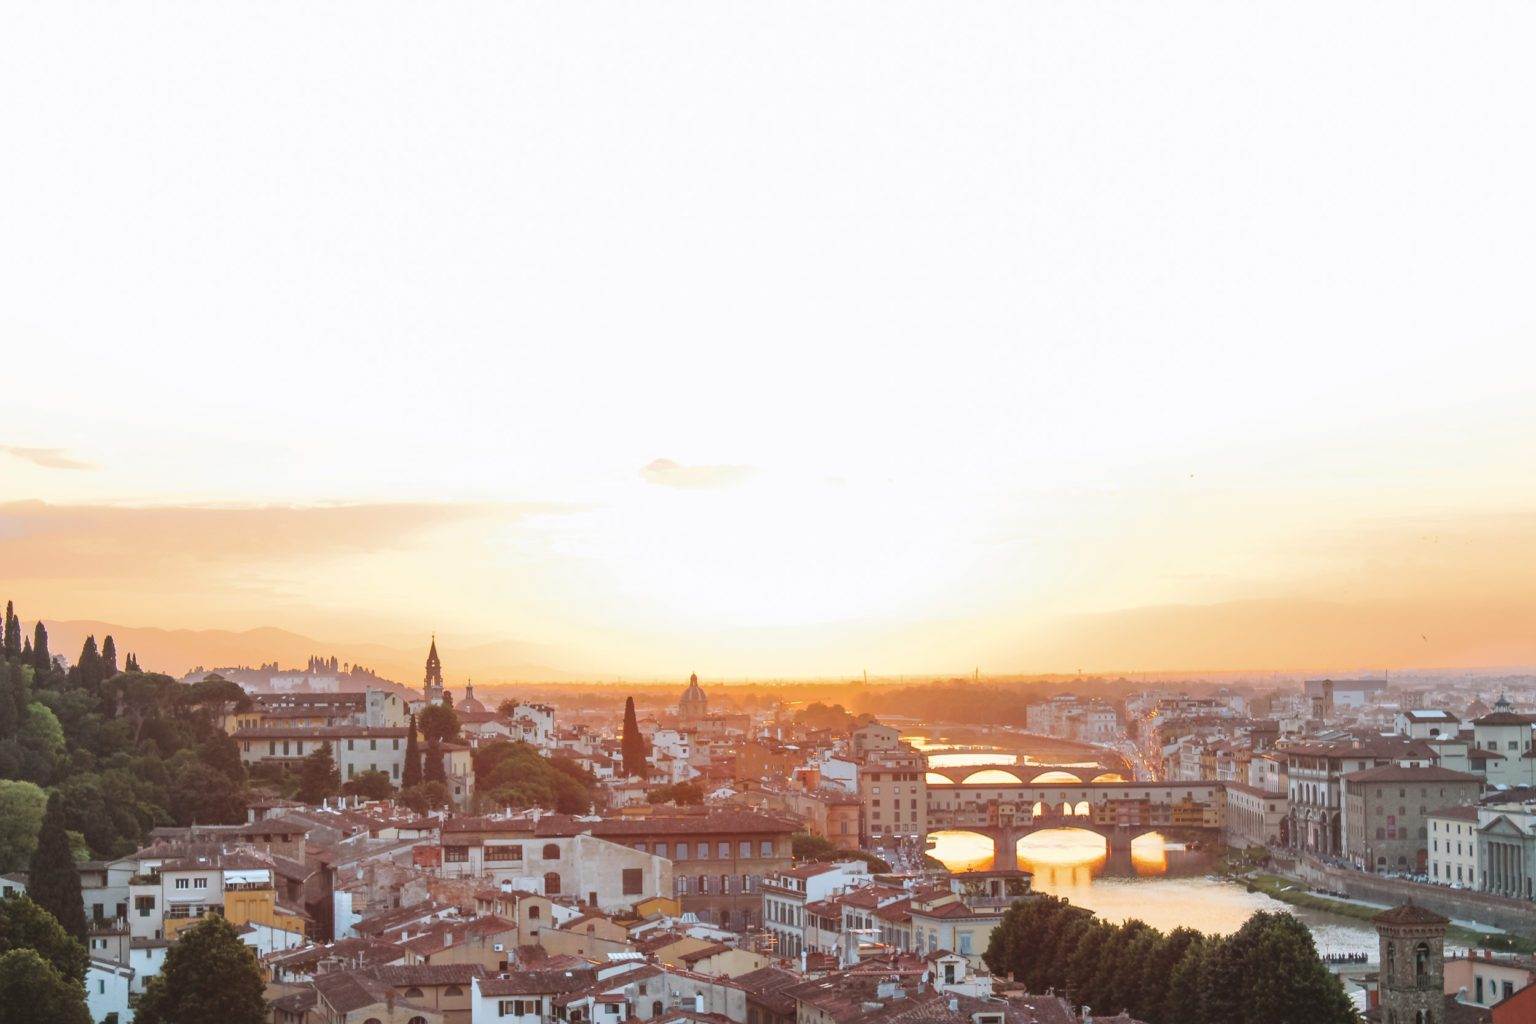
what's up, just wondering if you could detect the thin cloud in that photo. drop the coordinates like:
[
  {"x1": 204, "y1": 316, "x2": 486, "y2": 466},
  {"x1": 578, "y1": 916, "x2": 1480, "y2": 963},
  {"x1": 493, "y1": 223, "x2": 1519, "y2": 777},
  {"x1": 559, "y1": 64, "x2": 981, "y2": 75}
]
[
  {"x1": 0, "y1": 500, "x2": 572, "y2": 580},
  {"x1": 2, "y1": 445, "x2": 95, "y2": 470},
  {"x1": 640, "y1": 458, "x2": 757, "y2": 490}
]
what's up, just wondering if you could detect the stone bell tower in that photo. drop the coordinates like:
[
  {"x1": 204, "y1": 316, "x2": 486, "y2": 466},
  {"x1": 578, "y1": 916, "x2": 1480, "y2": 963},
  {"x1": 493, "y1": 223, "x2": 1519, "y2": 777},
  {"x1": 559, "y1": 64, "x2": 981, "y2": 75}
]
[{"x1": 1371, "y1": 903, "x2": 1448, "y2": 1024}]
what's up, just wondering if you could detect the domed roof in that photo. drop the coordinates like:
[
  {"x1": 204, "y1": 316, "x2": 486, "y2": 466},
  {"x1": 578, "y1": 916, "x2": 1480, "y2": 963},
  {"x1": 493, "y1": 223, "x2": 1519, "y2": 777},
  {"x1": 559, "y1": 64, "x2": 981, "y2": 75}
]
[
  {"x1": 679, "y1": 672, "x2": 707, "y2": 706},
  {"x1": 456, "y1": 681, "x2": 487, "y2": 715}
]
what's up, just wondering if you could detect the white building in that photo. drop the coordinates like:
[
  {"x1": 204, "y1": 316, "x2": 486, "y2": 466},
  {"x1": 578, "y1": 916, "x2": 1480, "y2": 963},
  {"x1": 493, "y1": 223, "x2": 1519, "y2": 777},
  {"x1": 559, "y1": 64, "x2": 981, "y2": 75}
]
[
  {"x1": 232, "y1": 725, "x2": 411, "y2": 784},
  {"x1": 1471, "y1": 709, "x2": 1536, "y2": 788},
  {"x1": 760, "y1": 860, "x2": 871, "y2": 959},
  {"x1": 504, "y1": 702, "x2": 557, "y2": 750},
  {"x1": 1428, "y1": 805, "x2": 1480, "y2": 888},
  {"x1": 87, "y1": 958, "x2": 135, "y2": 1024},
  {"x1": 437, "y1": 824, "x2": 672, "y2": 913},
  {"x1": 1395, "y1": 709, "x2": 1461, "y2": 740}
]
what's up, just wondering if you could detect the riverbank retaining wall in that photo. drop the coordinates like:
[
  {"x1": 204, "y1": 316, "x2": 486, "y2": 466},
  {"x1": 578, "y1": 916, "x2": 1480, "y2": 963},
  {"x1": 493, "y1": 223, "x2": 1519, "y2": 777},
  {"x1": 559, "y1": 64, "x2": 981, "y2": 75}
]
[{"x1": 1292, "y1": 857, "x2": 1536, "y2": 937}]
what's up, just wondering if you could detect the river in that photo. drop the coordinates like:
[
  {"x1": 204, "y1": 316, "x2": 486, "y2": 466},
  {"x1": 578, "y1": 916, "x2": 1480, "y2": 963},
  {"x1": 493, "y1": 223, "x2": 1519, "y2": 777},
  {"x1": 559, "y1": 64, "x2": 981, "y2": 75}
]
[{"x1": 927, "y1": 827, "x2": 1381, "y2": 959}]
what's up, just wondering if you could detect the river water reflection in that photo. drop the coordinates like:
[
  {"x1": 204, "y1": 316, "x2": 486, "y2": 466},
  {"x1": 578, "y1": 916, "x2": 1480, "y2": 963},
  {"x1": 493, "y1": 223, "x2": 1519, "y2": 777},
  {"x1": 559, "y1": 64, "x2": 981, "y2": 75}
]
[{"x1": 928, "y1": 828, "x2": 1380, "y2": 957}]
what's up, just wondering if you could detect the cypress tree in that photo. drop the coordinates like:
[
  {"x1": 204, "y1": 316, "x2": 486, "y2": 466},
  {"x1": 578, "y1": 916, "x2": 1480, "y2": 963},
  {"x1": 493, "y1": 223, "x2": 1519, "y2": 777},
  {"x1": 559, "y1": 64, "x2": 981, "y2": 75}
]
[
  {"x1": 32, "y1": 622, "x2": 50, "y2": 675},
  {"x1": 424, "y1": 738, "x2": 446, "y2": 784},
  {"x1": 402, "y1": 714, "x2": 422, "y2": 790},
  {"x1": 125, "y1": 652, "x2": 140, "y2": 672},
  {"x1": 100, "y1": 635, "x2": 118, "y2": 677},
  {"x1": 27, "y1": 793, "x2": 88, "y2": 941},
  {"x1": 72, "y1": 636, "x2": 103, "y2": 695},
  {"x1": 4, "y1": 661, "x2": 26, "y2": 733},
  {"x1": 2, "y1": 602, "x2": 17, "y2": 658},
  {"x1": 621, "y1": 696, "x2": 648, "y2": 778}
]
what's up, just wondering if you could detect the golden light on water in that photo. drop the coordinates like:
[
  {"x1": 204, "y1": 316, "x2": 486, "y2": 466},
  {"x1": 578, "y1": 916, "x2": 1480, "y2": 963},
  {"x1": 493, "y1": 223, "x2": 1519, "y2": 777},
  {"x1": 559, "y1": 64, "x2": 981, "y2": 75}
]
[
  {"x1": 924, "y1": 752, "x2": 1020, "y2": 767},
  {"x1": 927, "y1": 830, "x2": 998, "y2": 872},
  {"x1": 1029, "y1": 770, "x2": 1084, "y2": 784},
  {"x1": 926, "y1": 828, "x2": 1170, "y2": 878}
]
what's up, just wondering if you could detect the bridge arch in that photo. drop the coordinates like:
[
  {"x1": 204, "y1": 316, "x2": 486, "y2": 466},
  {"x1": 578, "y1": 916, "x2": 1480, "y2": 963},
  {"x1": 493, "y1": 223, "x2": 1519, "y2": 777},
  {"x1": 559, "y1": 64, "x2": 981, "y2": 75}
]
[
  {"x1": 1029, "y1": 770, "x2": 1083, "y2": 784},
  {"x1": 1091, "y1": 772, "x2": 1126, "y2": 783}
]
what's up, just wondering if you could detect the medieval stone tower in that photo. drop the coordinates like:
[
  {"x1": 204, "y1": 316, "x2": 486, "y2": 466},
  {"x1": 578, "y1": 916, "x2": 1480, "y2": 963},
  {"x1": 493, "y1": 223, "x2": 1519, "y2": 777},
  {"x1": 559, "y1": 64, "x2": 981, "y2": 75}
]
[{"x1": 1372, "y1": 903, "x2": 1448, "y2": 1024}]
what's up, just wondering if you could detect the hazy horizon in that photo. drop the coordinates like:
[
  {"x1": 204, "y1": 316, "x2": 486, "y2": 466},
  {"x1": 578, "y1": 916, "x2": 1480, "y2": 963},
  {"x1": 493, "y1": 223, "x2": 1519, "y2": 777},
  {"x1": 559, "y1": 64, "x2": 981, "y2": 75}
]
[{"x1": 6, "y1": 1, "x2": 1536, "y2": 678}]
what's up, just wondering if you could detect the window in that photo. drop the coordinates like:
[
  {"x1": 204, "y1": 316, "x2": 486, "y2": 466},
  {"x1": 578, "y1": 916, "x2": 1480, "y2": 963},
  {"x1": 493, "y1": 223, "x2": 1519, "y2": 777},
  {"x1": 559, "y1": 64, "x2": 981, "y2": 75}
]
[
  {"x1": 404, "y1": 987, "x2": 425, "y2": 998},
  {"x1": 673, "y1": 842, "x2": 686, "y2": 861},
  {"x1": 739, "y1": 840, "x2": 751, "y2": 857},
  {"x1": 655, "y1": 842, "x2": 668, "y2": 858},
  {"x1": 175, "y1": 878, "x2": 190, "y2": 890},
  {"x1": 444, "y1": 985, "x2": 463, "y2": 997},
  {"x1": 485, "y1": 845, "x2": 523, "y2": 862},
  {"x1": 193, "y1": 878, "x2": 207, "y2": 889},
  {"x1": 760, "y1": 840, "x2": 773, "y2": 857},
  {"x1": 544, "y1": 872, "x2": 561, "y2": 895},
  {"x1": 696, "y1": 842, "x2": 709, "y2": 859},
  {"x1": 622, "y1": 868, "x2": 643, "y2": 895},
  {"x1": 445, "y1": 846, "x2": 469, "y2": 862},
  {"x1": 542, "y1": 843, "x2": 560, "y2": 860}
]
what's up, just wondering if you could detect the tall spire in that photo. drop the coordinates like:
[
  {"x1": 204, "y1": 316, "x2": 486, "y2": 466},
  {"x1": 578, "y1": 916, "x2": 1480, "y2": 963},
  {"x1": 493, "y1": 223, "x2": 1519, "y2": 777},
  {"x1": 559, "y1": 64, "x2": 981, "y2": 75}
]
[{"x1": 423, "y1": 635, "x2": 443, "y2": 699}]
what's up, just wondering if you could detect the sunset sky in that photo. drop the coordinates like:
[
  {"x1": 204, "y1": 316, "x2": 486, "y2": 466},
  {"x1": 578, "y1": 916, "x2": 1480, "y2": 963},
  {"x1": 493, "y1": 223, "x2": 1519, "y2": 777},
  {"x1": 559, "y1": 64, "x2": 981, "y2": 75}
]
[{"x1": 4, "y1": 1, "x2": 1536, "y2": 678}]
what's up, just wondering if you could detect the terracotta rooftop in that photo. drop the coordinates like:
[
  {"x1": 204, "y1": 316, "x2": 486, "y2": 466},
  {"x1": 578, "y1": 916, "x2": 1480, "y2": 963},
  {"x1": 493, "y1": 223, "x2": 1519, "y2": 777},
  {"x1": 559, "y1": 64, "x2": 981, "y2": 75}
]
[{"x1": 1372, "y1": 903, "x2": 1450, "y2": 927}]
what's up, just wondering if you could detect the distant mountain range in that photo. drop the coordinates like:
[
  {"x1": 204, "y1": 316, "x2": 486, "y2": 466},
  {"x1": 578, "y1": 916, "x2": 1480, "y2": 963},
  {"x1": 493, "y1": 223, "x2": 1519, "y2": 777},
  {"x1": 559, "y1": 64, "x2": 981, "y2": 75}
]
[{"x1": 39, "y1": 620, "x2": 577, "y2": 683}]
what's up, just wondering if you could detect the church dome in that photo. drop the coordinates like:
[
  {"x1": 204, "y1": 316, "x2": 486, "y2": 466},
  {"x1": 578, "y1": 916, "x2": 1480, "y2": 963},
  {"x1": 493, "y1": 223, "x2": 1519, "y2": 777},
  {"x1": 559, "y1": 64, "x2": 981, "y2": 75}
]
[
  {"x1": 678, "y1": 673, "x2": 708, "y2": 717},
  {"x1": 456, "y1": 680, "x2": 487, "y2": 715}
]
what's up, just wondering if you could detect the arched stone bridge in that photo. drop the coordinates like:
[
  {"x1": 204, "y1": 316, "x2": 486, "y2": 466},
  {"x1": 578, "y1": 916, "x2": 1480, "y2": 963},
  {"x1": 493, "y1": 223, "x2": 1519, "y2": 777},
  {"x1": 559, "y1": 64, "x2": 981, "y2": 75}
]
[
  {"x1": 922, "y1": 763, "x2": 1129, "y2": 786},
  {"x1": 923, "y1": 780, "x2": 1225, "y2": 872}
]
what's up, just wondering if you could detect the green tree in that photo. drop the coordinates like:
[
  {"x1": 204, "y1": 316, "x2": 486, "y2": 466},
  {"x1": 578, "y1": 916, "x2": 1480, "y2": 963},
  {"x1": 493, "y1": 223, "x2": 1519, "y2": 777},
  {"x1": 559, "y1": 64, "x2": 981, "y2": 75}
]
[
  {"x1": 16, "y1": 702, "x2": 66, "y2": 783},
  {"x1": 1134, "y1": 926, "x2": 1201, "y2": 1022},
  {"x1": 342, "y1": 770, "x2": 395, "y2": 801},
  {"x1": 399, "y1": 781, "x2": 451, "y2": 813},
  {"x1": 32, "y1": 622, "x2": 51, "y2": 676},
  {"x1": 424, "y1": 738, "x2": 446, "y2": 784},
  {"x1": 135, "y1": 915, "x2": 267, "y2": 1024},
  {"x1": 0, "y1": 780, "x2": 48, "y2": 872},
  {"x1": 27, "y1": 794, "x2": 87, "y2": 941},
  {"x1": 1229, "y1": 913, "x2": 1356, "y2": 1024},
  {"x1": 0, "y1": 894, "x2": 89, "y2": 982},
  {"x1": 0, "y1": 948, "x2": 91, "y2": 1024},
  {"x1": 100, "y1": 635, "x2": 118, "y2": 677},
  {"x1": 70, "y1": 636, "x2": 104, "y2": 695},
  {"x1": 170, "y1": 758, "x2": 247, "y2": 826},
  {"x1": 648, "y1": 781, "x2": 703, "y2": 805},
  {"x1": 4, "y1": 661, "x2": 30, "y2": 736},
  {"x1": 473, "y1": 741, "x2": 598, "y2": 814},
  {"x1": 1163, "y1": 935, "x2": 1212, "y2": 1024},
  {"x1": 2, "y1": 602, "x2": 19, "y2": 658},
  {"x1": 401, "y1": 714, "x2": 422, "y2": 790},
  {"x1": 296, "y1": 742, "x2": 340, "y2": 804},
  {"x1": 620, "y1": 696, "x2": 648, "y2": 777},
  {"x1": 200, "y1": 731, "x2": 247, "y2": 786},
  {"x1": 417, "y1": 703, "x2": 460, "y2": 745}
]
